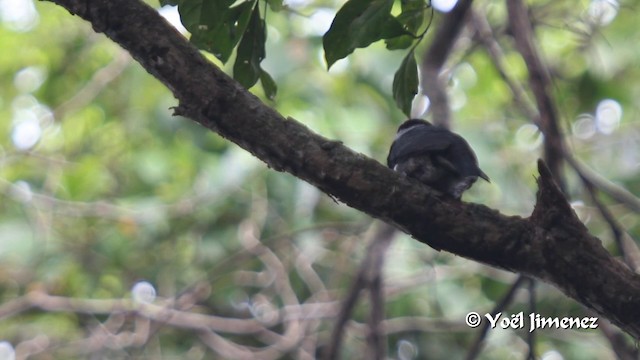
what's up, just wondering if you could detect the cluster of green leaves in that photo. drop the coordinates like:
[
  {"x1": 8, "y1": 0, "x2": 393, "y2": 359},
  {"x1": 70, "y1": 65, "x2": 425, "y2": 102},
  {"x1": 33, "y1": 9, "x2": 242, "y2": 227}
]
[
  {"x1": 323, "y1": 0, "x2": 429, "y2": 115},
  {"x1": 160, "y1": 0, "x2": 277, "y2": 98},
  {"x1": 165, "y1": 0, "x2": 431, "y2": 115}
]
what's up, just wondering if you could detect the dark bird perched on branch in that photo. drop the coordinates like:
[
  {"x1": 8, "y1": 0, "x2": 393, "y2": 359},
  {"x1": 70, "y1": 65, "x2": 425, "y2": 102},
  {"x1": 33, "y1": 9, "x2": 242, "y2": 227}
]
[{"x1": 387, "y1": 119, "x2": 490, "y2": 199}]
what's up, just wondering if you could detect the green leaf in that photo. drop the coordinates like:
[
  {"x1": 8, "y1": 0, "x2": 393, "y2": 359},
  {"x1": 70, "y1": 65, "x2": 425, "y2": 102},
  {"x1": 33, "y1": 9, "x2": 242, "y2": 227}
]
[
  {"x1": 266, "y1": 0, "x2": 284, "y2": 11},
  {"x1": 233, "y1": 3, "x2": 266, "y2": 88},
  {"x1": 398, "y1": 0, "x2": 427, "y2": 34},
  {"x1": 323, "y1": 0, "x2": 409, "y2": 68},
  {"x1": 159, "y1": 0, "x2": 180, "y2": 6},
  {"x1": 393, "y1": 50, "x2": 419, "y2": 116},
  {"x1": 260, "y1": 69, "x2": 277, "y2": 100},
  {"x1": 178, "y1": 0, "x2": 234, "y2": 31},
  {"x1": 178, "y1": 0, "x2": 254, "y2": 62},
  {"x1": 381, "y1": 15, "x2": 407, "y2": 39},
  {"x1": 385, "y1": 35, "x2": 415, "y2": 50},
  {"x1": 385, "y1": 0, "x2": 427, "y2": 49}
]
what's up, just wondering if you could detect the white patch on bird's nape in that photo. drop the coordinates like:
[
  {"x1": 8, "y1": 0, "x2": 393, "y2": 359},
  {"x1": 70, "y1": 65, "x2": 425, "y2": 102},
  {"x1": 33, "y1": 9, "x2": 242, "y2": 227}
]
[
  {"x1": 395, "y1": 127, "x2": 412, "y2": 140},
  {"x1": 395, "y1": 122, "x2": 423, "y2": 140}
]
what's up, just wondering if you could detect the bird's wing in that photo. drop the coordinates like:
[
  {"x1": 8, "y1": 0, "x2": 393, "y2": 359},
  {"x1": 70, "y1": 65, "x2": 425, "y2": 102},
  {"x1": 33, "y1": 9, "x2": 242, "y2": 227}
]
[
  {"x1": 387, "y1": 126, "x2": 452, "y2": 167},
  {"x1": 432, "y1": 155, "x2": 460, "y2": 175}
]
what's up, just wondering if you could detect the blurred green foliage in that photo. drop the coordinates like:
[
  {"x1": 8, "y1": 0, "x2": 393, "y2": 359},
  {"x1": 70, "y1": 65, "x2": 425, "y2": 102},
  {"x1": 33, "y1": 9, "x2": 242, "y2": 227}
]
[{"x1": 0, "y1": 0, "x2": 639, "y2": 359}]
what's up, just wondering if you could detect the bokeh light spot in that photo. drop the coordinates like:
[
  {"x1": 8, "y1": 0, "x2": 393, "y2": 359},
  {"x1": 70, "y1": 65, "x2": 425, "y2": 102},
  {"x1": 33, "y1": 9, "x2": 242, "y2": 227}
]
[
  {"x1": 515, "y1": 124, "x2": 543, "y2": 150},
  {"x1": 587, "y1": 0, "x2": 618, "y2": 26},
  {"x1": 11, "y1": 118, "x2": 41, "y2": 151},
  {"x1": 132, "y1": 281, "x2": 157, "y2": 304},
  {"x1": 572, "y1": 113, "x2": 596, "y2": 139},
  {"x1": 397, "y1": 339, "x2": 418, "y2": 360},
  {"x1": 14, "y1": 67, "x2": 47, "y2": 94},
  {"x1": 158, "y1": 5, "x2": 187, "y2": 34},
  {"x1": 432, "y1": 0, "x2": 458, "y2": 13},
  {"x1": 0, "y1": 0, "x2": 38, "y2": 32},
  {"x1": 595, "y1": 98, "x2": 622, "y2": 134},
  {"x1": 411, "y1": 93, "x2": 430, "y2": 119},
  {"x1": 0, "y1": 341, "x2": 15, "y2": 360}
]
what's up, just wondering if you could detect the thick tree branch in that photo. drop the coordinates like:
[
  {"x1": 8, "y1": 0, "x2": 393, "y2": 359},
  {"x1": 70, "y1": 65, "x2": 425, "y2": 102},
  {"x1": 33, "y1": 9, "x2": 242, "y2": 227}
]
[{"x1": 46, "y1": 0, "x2": 640, "y2": 338}]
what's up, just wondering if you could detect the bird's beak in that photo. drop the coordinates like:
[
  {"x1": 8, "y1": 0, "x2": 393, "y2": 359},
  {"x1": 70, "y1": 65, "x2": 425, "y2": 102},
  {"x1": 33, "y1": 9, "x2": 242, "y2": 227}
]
[{"x1": 479, "y1": 170, "x2": 490, "y2": 183}]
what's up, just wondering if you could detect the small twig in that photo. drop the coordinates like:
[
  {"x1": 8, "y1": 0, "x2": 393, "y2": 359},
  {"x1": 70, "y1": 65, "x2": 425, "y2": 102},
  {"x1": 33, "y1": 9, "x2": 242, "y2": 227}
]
[
  {"x1": 198, "y1": 330, "x2": 258, "y2": 360},
  {"x1": 324, "y1": 222, "x2": 396, "y2": 360},
  {"x1": 507, "y1": 0, "x2": 566, "y2": 191},
  {"x1": 470, "y1": 8, "x2": 538, "y2": 121},
  {"x1": 54, "y1": 50, "x2": 132, "y2": 120},
  {"x1": 0, "y1": 289, "x2": 347, "y2": 358},
  {"x1": 564, "y1": 154, "x2": 640, "y2": 271},
  {"x1": 238, "y1": 220, "x2": 305, "y2": 353},
  {"x1": 526, "y1": 278, "x2": 536, "y2": 360},
  {"x1": 377, "y1": 316, "x2": 470, "y2": 334},
  {"x1": 420, "y1": 0, "x2": 474, "y2": 128},
  {"x1": 365, "y1": 223, "x2": 396, "y2": 360},
  {"x1": 564, "y1": 155, "x2": 640, "y2": 213},
  {"x1": 292, "y1": 243, "x2": 331, "y2": 357},
  {"x1": 465, "y1": 275, "x2": 527, "y2": 360},
  {"x1": 597, "y1": 317, "x2": 639, "y2": 360},
  {"x1": 322, "y1": 260, "x2": 366, "y2": 359}
]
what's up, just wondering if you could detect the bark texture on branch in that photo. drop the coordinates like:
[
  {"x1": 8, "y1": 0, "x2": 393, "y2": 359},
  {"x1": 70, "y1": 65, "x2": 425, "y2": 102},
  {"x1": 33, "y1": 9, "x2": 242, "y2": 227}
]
[{"x1": 47, "y1": 0, "x2": 640, "y2": 338}]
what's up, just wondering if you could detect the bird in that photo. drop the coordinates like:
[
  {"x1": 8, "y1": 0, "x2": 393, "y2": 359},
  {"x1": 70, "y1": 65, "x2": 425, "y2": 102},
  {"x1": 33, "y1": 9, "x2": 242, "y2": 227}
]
[{"x1": 387, "y1": 119, "x2": 490, "y2": 199}]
